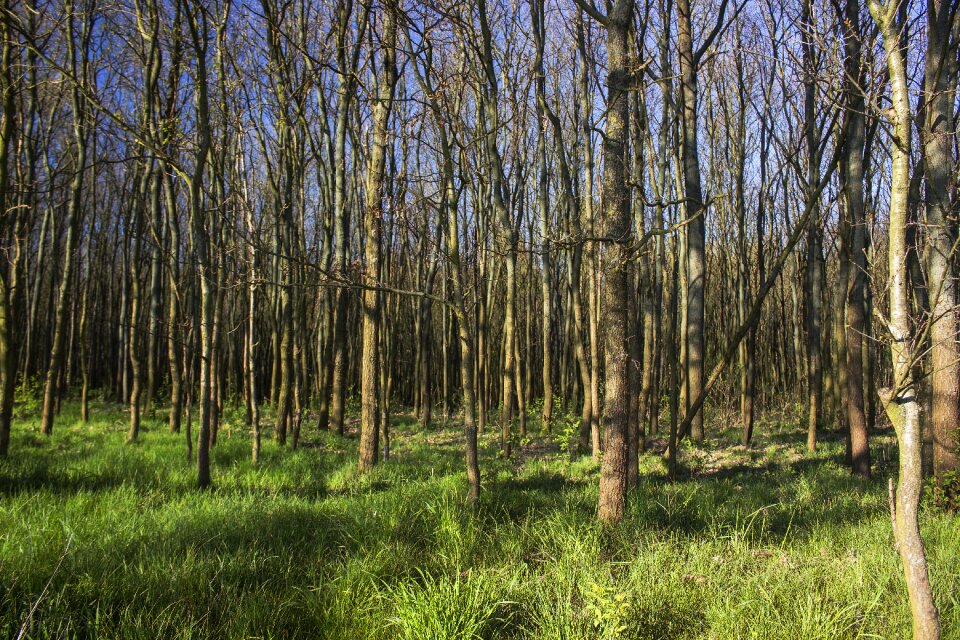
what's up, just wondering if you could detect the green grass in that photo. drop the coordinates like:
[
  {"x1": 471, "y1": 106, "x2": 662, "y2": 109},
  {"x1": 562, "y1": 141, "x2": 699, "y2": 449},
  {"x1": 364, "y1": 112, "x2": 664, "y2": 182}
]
[{"x1": 1, "y1": 399, "x2": 958, "y2": 639}]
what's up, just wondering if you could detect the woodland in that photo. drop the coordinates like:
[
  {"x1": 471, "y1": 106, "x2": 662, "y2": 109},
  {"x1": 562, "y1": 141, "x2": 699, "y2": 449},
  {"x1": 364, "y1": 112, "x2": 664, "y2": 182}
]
[{"x1": 0, "y1": 0, "x2": 959, "y2": 637}]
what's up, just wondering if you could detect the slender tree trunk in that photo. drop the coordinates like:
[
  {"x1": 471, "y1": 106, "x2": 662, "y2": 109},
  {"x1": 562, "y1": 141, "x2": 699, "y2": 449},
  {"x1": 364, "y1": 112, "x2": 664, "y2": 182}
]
[
  {"x1": 359, "y1": 0, "x2": 397, "y2": 470},
  {"x1": 79, "y1": 231, "x2": 91, "y2": 423},
  {"x1": 731, "y1": 43, "x2": 754, "y2": 446},
  {"x1": 677, "y1": 0, "x2": 706, "y2": 442},
  {"x1": 244, "y1": 169, "x2": 261, "y2": 463},
  {"x1": 128, "y1": 166, "x2": 148, "y2": 443},
  {"x1": 328, "y1": 0, "x2": 369, "y2": 437},
  {"x1": 475, "y1": 0, "x2": 517, "y2": 460},
  {"x1": 41, "y1": 0, "x2": 88, "y2": 436},
  {"x1": 803, "y1": 0, "x2": 823, "y2": 452},
  {"x1": 532, "y1": 0, "x2": 553, "y2": 433},
  {"x1": 166, "y1": 172, "x2": 183, "y2": 435},
  {"x1": 666, "y1": 231, "x2": 680, "y2": 480},
  {"x1": 869, "y1": 2, "x2": 940, "y2": 634},
  {"x1": 840, "y1": 0, "x2": 870, "y2": 477},
  {"x1": 576, "y1": 14, "x2": 602, "y2": 460},
  {"x1": 0, "y1": 1, "x2": 16, "y2": 456},
  {"x1": 144, "y1": 162, "x2": 164, "y2": 414},
  {"x1": 185, "y1": 1, "x2": 214, "y2": 489},
  {"x1": 832, "y1": 242, "x2": 850, "y2": 434}
]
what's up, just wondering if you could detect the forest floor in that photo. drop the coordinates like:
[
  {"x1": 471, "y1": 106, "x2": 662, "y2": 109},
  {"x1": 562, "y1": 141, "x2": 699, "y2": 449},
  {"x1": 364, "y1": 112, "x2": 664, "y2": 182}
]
[{"x1": 1, "y1": 398, "x2": 958, "y2": 639}]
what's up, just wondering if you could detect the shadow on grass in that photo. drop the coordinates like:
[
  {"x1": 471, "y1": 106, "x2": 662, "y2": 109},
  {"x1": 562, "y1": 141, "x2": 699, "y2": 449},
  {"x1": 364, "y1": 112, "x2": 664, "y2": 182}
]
[{"x1": 620, "y1": 455, "x2": 886, "y2": 541}]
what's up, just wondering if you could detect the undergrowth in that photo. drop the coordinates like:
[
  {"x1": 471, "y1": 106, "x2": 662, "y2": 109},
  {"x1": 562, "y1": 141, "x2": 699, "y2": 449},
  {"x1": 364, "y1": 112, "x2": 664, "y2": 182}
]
[{"x1": 1, "y1": 400, "x2": 958, "y2": 639}]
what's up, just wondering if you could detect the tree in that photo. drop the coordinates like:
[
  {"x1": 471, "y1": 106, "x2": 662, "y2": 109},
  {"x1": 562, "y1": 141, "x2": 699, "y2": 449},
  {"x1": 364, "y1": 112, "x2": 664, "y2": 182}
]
[
  {"x1": 839, "y1": 0, "x2": 871, "y2": 478},
  {"x1": 183, "y1": 0, "x2": 217, "y2": 488},
  {"x1": 921, "y1": 0, "x2": 960, "y2": 480},
  {"x1": 531, "y1": 0, "x2": 553, "y2": 433},
  {"x1": 40, "y1": 0, "x2": 92, "y2": 437},
  {"x1": 0, "y1": 0, "x2": 18, "y2": 457},
  {"x1": 675, "y1": 0, "x2": 732, "y2": 443},
  {"x1": 802, "y1": 0, "x2": 825, "y2": 451},
  {"x1": 575, "y1": 0, "x2": 636, "y2": 525},
  {"x1": 869, "y1": 0, "x2": 940, "y2": 634},
  {"x1": 359, "y1": 0, "x2": 399, "y2": 470}
]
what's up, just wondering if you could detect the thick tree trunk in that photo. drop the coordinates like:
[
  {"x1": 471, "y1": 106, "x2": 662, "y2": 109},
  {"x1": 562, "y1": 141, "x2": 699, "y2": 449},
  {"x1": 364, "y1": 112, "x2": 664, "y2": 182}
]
[
  {"x1": 923, "y1": 0, "x2": 960, "y2": 480},
  {"x1": 596, "y1": 0, "x2": 633, "y2": 525}
]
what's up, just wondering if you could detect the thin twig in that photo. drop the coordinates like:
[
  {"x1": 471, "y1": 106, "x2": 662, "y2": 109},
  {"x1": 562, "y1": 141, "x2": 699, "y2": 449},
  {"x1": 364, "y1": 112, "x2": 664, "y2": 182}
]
[{"x1": 16, "y1": 533, "x2": 73, "y2": 640}]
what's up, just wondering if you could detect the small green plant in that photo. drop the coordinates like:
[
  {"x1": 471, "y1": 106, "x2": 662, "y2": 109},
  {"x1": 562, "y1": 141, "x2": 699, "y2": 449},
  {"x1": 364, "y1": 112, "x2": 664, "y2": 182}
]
[
  {"x1": 345, "y1": 394, "x2": 362, "y2": 418},
  {"x1": 551, "y1": 413, "x2": 580, "y2": 456},
  {"x1": 14, "y1": 374, "x2": 43, "y2": 418},
  {"x1": 584, "y1": 580, "x2": 631, "y2": 639},
  {"x1": 529, "y1": 397, "x2": 544, "y2": 423},
  {"x1": 925, "y1": 470, "x2": 960, "y2": 512}
]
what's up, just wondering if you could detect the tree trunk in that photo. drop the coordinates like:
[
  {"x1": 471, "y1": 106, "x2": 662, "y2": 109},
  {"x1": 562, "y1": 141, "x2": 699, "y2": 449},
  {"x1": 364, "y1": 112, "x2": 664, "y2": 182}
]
[
  {"x1": 840, "y1": 0, "x2": 870, "y2": 478},
  {"x1": 532, "y1": 0, "x2": 553, "y2": 433},
  {"x1": 127, "y1": 165, "x2": 148, "y2": 443},
  {"x1": 41, "y1": 0, "x2": 88, "y2": 436},
  {"x1": 922, "y1": 0, "x2": 960, "y2": 480},
  {"x1": 803, "y1": 0, "x2": 823, "y2": 452},
  {"x1": 869, "y1": 1, "x2": 940, "y2": 633},
  {"x1": 166, "y1": 172, "x2": 183, "y2": 435},
  {"x1": 184, "y1": 1, "x2": 214, "y2": 489},
  {"x1": 577, "y1": 13, "x2": 602, "y2": 460},
  {"x1": 677, "y1": 0, "x2": 706, "y2": 442},
  {"x1": 0, "y1": 1, "x2": 17, "y2": 457},
  {"x1": 596, "y1": 0, "x2": 633, "y2": 525},
  {"x1": 359, "y1": 0, "x2": 397, "y2": 470}
]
